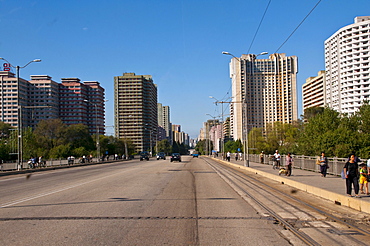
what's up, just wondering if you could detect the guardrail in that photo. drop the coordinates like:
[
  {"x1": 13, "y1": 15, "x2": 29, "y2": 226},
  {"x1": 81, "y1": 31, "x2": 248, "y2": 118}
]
[
  {"x1": 0, "y1": 156, "x2": 134, "y2": 172},
  {"x1": 249, "y1": 154, "x2": 352, "y2": 176}
]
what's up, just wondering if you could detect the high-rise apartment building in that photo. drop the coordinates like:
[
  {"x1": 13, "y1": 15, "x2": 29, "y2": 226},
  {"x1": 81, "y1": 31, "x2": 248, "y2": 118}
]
[
  {"x1": 0, "y1": 71, "x2": 105, "y2": 135},
  {"x1": 59, "y1": 78, "x2": 105, "y2": 135},
  {"x1": 0, "y1": 71, "x2": 31, "y2": 128},
  {"x1": 325, "y1": 16, "x2": 370, "y2": 115},
  {"x1": 227, "y1": 53, "x2": 298, "y2": 140},
  {"x1": 157, "y1": 103, "x2": 172, "y2": 143},
  {"x1": 302, "y1": 71, "x2": 326, "y2": 111},
  {"x1": 28, "y1": 75, "x2": 59, "y2": 128},
  {"x1": 114, "y1": 73, "x2": 157, "y2": 153}
]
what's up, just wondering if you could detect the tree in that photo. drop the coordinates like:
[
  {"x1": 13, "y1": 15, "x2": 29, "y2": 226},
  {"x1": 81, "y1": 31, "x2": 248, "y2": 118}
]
[
  {"x1": 34, "y1": 119, "x2": 67, "y2": 150},
  {"x1": 0, "y1": 121, "x2": 13, "y2": 140},
  {"x1": 195, "y1": 140, "x2": 206, "y2": 155},
  {"x1": 303, "y1": 107, "x2": 325, "y2": 122},
  {"x1": 155, "y1": 139, "x2": 172, "y2": 155},
  {"x1": 298, "y1": 107, "x2": 342, "y2": 156},
  {"x1": 64, "y1": 124, "x2": 95, "y2": 151}
]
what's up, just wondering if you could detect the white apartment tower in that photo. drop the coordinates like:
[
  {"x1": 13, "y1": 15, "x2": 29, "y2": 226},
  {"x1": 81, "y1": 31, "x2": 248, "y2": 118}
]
[
  {"x1": 325, "y1": 16, "x2": 370, "y2": 114},
  {"x1": 228, "y1": 53, "x2": 298, "y2": 140}
]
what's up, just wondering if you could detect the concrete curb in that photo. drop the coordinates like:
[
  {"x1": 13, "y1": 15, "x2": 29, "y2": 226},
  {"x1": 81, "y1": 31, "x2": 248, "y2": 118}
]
[{"x1": 213, "y1": 158, "x2": 370, "y2": 213}]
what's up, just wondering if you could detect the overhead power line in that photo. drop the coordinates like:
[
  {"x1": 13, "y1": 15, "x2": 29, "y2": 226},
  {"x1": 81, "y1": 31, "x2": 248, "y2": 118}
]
[
  {"x1": 274, "y1": 0, "x2": 322, "y2": 53},
  {"x1": 247, "y1": 0, "x2": 272, "y2": 54}
]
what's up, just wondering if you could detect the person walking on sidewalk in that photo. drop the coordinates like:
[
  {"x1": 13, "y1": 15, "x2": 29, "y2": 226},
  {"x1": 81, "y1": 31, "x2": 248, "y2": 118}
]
[
  {"x1": 344, "y1": 154, "x2": 360, "y2": 198},
  {"x1": 317, "y1": 152, "x2": 329, "y2": 177},
  {"x1": 359, "y1": 164, "x2": 369, "y2": 195},
  {"x1": 260, "y1": 151, "x2": 264, "y2": 164},
  {"x1": 285, "y1": 153, "x2": 293, "y2": 176},
  {"x1": 273, "y1": 150, "x2": 281, "y2": 169}
]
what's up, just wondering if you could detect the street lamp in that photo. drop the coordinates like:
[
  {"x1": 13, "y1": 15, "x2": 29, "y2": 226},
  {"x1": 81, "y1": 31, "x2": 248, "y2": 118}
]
[
  {"x1": 209, "y1": 96, "x2": 227, "y2": 156},
  {"x1": 222, "y1": 51, "x2": 268, "y2": 167},
  {"x1": 206, "y1": 113, "x2": 219, "y2": 157},
  {"x1": 0, "y1": 57, "x2": 41, "y2": 170},
  {"x1": 144, "y1": 123, "x2": 152, "y2": 156}
]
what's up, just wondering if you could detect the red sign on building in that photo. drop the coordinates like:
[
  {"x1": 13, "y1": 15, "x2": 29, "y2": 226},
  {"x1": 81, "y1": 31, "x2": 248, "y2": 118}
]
[{"x1": 3, "y1": 63, "x2": 11, "y2": 71}]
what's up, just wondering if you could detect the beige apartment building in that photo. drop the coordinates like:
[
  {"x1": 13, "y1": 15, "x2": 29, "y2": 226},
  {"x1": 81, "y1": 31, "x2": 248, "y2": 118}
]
[
  {"x1": 114, "y1": 73, "x2": 157, "y2": 153},
  {"x1": 227, "y1": 53, "x2": 298, "y2": 140},
  {"x1": 302, "y1": 70, "x2": 326, "y2": 111}
]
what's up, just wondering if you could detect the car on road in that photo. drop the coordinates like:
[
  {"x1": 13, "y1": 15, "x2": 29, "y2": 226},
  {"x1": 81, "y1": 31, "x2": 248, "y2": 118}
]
[
  {"x1": 170, "y1": 153, "x2": 181, "y2": 162},
  {"x1": 140, "y1": 151, "x2": 150, "y2": 161},
  {"x1": 156, "y1": 152, "x2": 166, "y2": 160}
]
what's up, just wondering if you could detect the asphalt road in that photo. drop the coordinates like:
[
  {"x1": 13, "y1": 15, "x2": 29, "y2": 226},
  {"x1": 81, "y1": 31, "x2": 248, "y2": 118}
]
[{"x1": 0, "y1": 156, "x2": 289, "y2": 245}]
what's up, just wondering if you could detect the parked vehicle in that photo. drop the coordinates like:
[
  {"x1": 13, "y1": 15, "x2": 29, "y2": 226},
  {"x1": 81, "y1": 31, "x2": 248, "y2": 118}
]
[
  {"x1": 156, "y1": 152, "x2": 166, "y2": 160},
  {"x1": 170, "y1": 153, "x2": 181, "y2": 162}
]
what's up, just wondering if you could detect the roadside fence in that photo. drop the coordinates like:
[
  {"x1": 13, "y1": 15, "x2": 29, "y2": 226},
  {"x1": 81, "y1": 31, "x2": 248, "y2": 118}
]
[{"x1": 250, "y1": 154, "x2": 354, "y2": 177}]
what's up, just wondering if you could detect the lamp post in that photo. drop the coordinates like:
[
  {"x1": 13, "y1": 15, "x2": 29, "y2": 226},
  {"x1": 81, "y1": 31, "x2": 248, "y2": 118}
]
[
  {"x1": 206, "y1": 113, "x2": 219, "y2": 157},
  {"x1": 209, "y1": 96, "x2": 226, "y2": 156},
  {"x1": 145, "y1": 123, "x2": 152, "y2": 156},
  {"x1": 222, "y1": 51, "x2": 268, "y2": 167},
  {"x1": 0, "y1": 57, "x2": 41, "y2": 170}
]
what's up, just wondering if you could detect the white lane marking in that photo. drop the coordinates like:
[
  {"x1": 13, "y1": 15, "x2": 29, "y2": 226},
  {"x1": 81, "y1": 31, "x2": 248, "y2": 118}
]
[{"x1": 0, "y1": 172, "x2": 119, "y2": 208}]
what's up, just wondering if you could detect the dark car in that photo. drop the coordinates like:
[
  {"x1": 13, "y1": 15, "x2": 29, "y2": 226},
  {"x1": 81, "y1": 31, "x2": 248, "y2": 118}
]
[
  {"x1": 170, "y1": 153, "x2": 181, "y2": 162},
  {"x1": 156, "y1": 152, "x2": 166, "y2": 160},
  {"x1": 140, "y1": 151, "x2": 150, "y2": 161}
]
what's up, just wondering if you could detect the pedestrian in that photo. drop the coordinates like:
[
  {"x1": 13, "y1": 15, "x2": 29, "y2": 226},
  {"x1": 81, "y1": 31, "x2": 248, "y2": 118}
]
[
  {"x1": 367, "y1": 155, "x2": 370, "y2": 179},
  {"x1": 273, "y1": 150, "x2": 281, "y2": 169},
  {"x1": 285, "y1": 153, "x2": 293, "y2": 176},
  {"x1": 317, "y1": 152, "x2": 329, "y2": 177},
  {"x1": 226, "y1": 151, "x2": 231, "y2": 162},
  {"x1": 346, "y1": 152, "x2": 361, "y2": 163},
  {"x1": 260, "y1": 151, "x2": 264, "y2": 163},
  {"x1": 343, "y1": 154, "x2": 360, "y2": 198},
  {"x1": 239, "y1": 152, "x2": 242, "y2": 161},
  {"x1": 235, "y1": 153, "x2": 238, "y2": 161},
  {"x1": 359, "y1": 164, "x2": 369, "y2": 195}
]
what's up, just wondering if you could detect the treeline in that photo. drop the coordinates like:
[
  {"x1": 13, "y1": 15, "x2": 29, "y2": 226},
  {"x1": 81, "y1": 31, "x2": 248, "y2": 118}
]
[
  {"x1": 0, "y1": 119, "x2": 135, "y2": 161},
  {"x1": 196, "y1": 102, "x2": 370, "y2": 159},
  {"x1": 155, "y1": 139, "x2": 189, "y2": 155}
]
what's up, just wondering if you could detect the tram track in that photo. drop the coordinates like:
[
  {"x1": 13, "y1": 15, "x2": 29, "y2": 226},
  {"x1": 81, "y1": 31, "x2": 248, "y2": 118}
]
[{"x1": 203, "y1": 157, "x2": 370, "y2": 246}]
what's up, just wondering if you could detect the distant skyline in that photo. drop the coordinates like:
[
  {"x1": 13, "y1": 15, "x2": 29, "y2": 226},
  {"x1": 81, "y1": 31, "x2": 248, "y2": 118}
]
[{"x1": 1, "y1": 0, "x2": 370, "y2": 138}]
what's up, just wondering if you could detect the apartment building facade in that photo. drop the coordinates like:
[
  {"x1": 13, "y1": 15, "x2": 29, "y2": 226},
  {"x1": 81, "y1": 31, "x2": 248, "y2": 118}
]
[
  {"x1": 325, "y1": 16, "x2": 370, "y2": 115},
  {"x1": 0, "y1": 70, "x2": 105, "y2": 135},
  {"x1": 302, "y1": 70, "x2": 326, "y2": 111},
  {"x1": 59, "y1": 78, "x2": 105, "y2": 135},
  {"x1": 228, "y1": 53, "x2": 298, "y2": 141},
  {"x1": 157, "y1": 103, "x2": 172, "y2": 143},
  {"x1": 114, "y1": 73, "x2": 158, "y2": 153}
]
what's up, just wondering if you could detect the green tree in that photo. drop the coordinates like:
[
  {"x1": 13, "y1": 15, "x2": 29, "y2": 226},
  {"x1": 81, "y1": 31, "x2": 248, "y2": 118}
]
[
  {"x1": 0, "y1": 121, "x2": 13, "y2": 140},
  {"x1": 298, "y1": 107, "x2": 342, "y2": 156},
  {"x1": 155, "y1": 139, "x2": 172, "y2": 155},
  {"x1": 34, "y1": 119, "x2": 67, "y2": 150},
  {"x1": 303, "y1": 106, "x2": 325, "y2": 122},
  {"x1": 65, "y1": 124, "x2": 95, "y2": 151},
  {"x1": 195, "y1": 140, "x2": 206, "y2": 155},
  {"x1": 49, "y1": 144, "x2": 73, "y2": 159},
  {"x1": 353, "y1": 102, "x2": 370, "y2": 158}
]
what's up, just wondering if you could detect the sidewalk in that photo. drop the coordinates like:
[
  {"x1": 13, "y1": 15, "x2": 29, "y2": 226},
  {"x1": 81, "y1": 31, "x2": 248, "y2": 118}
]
[{"x1": 212, "y1": 156, "x2": 370, "y2": 214}]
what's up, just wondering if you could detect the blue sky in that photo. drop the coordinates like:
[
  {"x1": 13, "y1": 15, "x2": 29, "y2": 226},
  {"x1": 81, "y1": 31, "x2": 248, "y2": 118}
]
[{"x1": 1, "y1": 0, "x2": 369, "y2": 138}]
